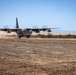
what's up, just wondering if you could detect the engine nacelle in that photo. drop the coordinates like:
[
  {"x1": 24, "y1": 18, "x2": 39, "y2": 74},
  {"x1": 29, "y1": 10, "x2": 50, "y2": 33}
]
[
  {"x1": 7, "y1": 30, "x2": 11, "y2": 33},
  {"x1": 48, "y1": 29, "x2": 51, "y2": 32},
  {"x1": 35, "y1": 30, "x2": 40, "y2": 33}
]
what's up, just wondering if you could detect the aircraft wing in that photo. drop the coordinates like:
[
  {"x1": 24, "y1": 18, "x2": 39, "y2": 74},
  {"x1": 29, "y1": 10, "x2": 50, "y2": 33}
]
[
  {"x1": 32, "y1": 28, "x2": 58, "y2": 30},
  {"x1": 0, "y1": 28, "x2": 22, "y2": 32},
  {"x1": 26, "y1": 28, "x2": 59, "y2": 32}
]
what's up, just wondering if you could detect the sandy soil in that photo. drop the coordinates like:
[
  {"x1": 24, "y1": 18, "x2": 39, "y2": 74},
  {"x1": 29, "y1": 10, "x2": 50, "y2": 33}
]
[{"x1": 0, "y1": 36, "x2": 76, "y2": 75}]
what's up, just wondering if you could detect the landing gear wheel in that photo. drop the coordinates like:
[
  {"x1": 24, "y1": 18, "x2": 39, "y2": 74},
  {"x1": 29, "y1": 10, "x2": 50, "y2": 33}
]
[
  {"x1": 26, "y1": 35, "x2": 30, "y2": 38},
  {"x1": 18, "y1": 36, "x2": 21, "y2": 38}
]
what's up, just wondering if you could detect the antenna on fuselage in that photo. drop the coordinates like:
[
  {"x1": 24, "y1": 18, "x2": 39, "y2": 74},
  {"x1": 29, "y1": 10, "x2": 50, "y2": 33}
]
[{"x1": 16, "y1": 17, "x2": 19, "y2": 28}]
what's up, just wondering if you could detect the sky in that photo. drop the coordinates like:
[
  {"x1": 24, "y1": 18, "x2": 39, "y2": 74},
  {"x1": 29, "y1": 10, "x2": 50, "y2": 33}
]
[{"x1": 0, "y1": 0, "x2": 76, "y2": 32}]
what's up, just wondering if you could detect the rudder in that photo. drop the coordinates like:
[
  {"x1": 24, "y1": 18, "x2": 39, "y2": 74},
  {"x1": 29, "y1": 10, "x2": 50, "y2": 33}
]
[{"x1": 16, "y1": 17, "x2": 19, "y2": 28}]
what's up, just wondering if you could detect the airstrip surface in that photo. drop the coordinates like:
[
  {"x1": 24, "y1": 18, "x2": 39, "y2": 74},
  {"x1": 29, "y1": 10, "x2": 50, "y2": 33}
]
[{"x1": 0, "y1": 36, "x2": 76, "y2": 75}]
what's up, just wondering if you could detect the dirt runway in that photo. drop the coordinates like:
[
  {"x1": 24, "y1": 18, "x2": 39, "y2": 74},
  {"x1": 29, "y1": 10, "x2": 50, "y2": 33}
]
[{"x1": 0, "y1": 37, "x2": 76, "y2": 75}]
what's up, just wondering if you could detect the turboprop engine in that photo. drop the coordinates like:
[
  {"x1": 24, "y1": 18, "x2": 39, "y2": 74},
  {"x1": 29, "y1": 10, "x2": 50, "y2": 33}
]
[{"x1": 7, "y1": 30, "x2": 11, "y2": 33}]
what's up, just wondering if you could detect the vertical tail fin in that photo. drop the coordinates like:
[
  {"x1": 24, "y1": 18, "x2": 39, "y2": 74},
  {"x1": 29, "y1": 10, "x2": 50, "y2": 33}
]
[
  {"x1": 16, "y1": 17, "x2": 19, "y2": 28},
  {"x1": 16, "y1": 17, "x2": 22, "y2": 38}
]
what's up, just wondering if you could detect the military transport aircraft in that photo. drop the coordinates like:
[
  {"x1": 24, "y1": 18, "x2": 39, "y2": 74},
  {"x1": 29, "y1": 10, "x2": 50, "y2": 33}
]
[{"x1": 0, "y1": 18, "x2": 59, "y2": 38}]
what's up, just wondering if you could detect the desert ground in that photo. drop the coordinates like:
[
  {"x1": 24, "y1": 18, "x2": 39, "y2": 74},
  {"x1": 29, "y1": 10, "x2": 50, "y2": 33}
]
[{"x1": 0, "y1": 35, "x2": 76, "y2": 75}]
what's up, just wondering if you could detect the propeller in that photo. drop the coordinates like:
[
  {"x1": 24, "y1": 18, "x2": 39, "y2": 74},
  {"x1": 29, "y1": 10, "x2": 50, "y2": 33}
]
[
  {"x1": 42, "y1": 25, "x2": 47, "y2": 28},
  {"x1": 32, "y1": 26, "x2": 38, "y2": 29},
  {"x1": 3, "y1": 25, "x2": 9, "y2": 28},
  {"x1": 3, "y1": 25, "x2": 11, "y2": 33}
]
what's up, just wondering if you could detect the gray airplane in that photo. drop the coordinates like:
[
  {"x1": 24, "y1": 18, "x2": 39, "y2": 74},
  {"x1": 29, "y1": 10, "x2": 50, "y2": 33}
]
[{"x1": 0, "y1": 18, "x2": 58, "y2": 38}]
